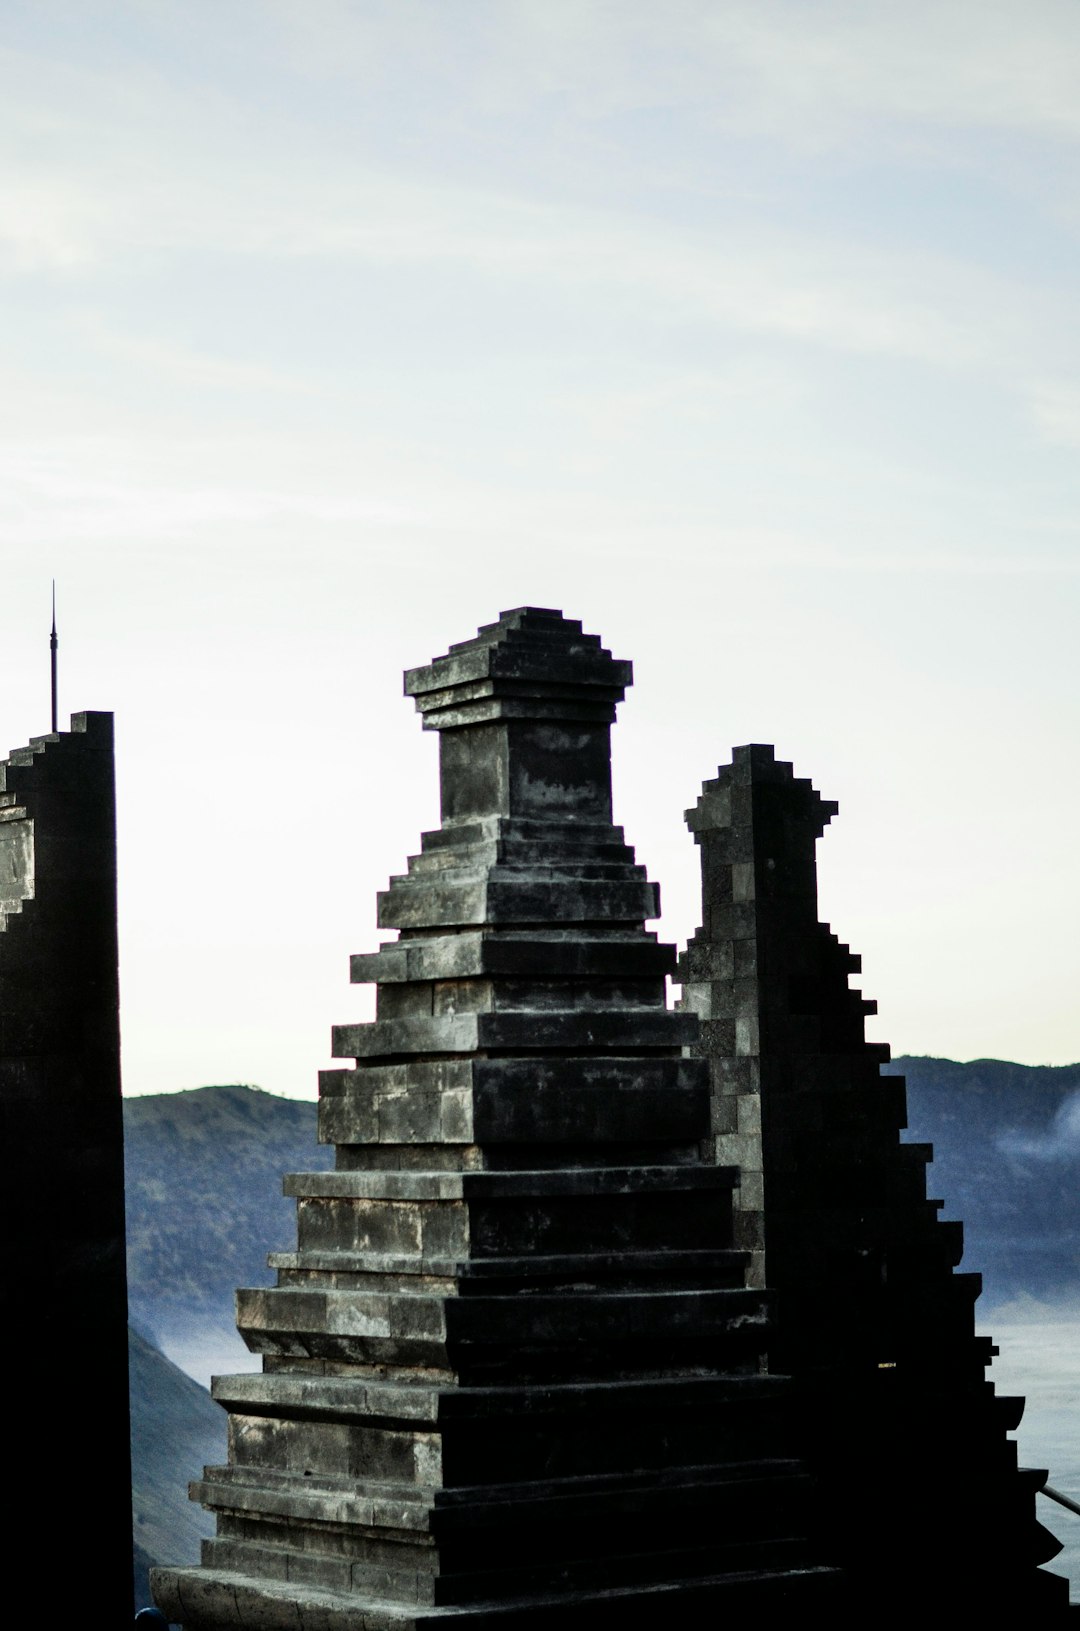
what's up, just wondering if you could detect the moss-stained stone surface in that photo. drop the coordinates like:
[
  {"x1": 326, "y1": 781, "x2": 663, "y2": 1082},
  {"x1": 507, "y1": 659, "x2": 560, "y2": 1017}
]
[{"x1": 153, "y1": 612, "x2": 843, "y2": 1627}]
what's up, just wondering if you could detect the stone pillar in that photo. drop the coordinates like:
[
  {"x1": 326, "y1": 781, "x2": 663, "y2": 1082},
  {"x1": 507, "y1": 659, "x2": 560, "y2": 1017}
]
[
  {"x1": 154, "y1": 611, "x2": 844, "y2": 1629},
  {"x1": 0, "y1": 713, "x2": 130, "y2": 1619},
  {"x1": 679, "y1": 743, "x2": 1070, "y2": 1617},
  {"x1": 678, "y1": 744, "x2": 842, "y2": 1291}
]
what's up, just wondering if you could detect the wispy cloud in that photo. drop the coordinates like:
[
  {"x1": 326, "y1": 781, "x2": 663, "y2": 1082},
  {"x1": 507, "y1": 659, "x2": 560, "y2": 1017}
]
[
  {"x1": 697, "y1": 1, "x2": 1080, "y2": 145},
  {"x1": 0, "y1": 8, "x2": 1069, "y2": 385},
  {"x1": 1027, "y1": 380, "x2": 1080, "y2": 448},
  {"x1": 258, "y1": 0, "x2": 1080, "y2": 147},
  {"x1": 0, "y1": 433, "x2": 434, "y2": 545},
  {"x1": 0, "y1": 126, "x2": 1039, "y2": 375},
  {"x1": 999, "y1": 1091, "x2": 1080, "y2": 1160},
  {"x1": 75, "y1": 317, "x2": 312, "y2": 395}
]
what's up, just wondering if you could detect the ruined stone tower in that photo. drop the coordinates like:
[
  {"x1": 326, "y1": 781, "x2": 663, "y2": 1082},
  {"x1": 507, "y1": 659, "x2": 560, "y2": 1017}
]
[
  {"x1": 678, "y1": 743, "x2": 1069, "y2": 1616},
  {"x1": 0, "y1": 713, "x2": 130, "y2": 1620},
  {"x1": 153, "y1": 611, "x2": 843, "y2": 1627}
]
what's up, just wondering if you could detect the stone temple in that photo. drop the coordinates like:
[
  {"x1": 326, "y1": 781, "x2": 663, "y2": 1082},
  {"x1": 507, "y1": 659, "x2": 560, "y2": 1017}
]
[
  {"x1": 150, "y1": 608, "x2": 1070, "y2": 1624},
  {"x1": 0, "y1": 713, "x2": 129, "y2": 1622}
]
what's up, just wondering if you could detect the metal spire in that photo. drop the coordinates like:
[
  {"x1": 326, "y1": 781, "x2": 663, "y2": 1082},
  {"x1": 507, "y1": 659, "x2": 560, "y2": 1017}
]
[{"x1": 50, "y1": 580, "x2": 57, "y2": 733}]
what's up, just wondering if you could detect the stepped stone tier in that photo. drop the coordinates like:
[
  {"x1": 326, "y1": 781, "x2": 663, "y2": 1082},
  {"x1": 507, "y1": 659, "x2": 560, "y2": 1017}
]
[
  {"x1": 0, "y1": 713, "x2": 130, "y2": 1620},
  {"x1": 154, "y1": 610, "x2": 846, "y2": 1628},
  {"x1": 678, "y1": 744, "x2": 1071, "y2": 1618}
]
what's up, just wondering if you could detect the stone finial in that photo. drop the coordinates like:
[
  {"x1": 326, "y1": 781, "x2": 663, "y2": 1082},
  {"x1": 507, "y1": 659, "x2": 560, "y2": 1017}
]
[
  {"x1": 685, "y1": 744, "x2": 837, "y2": 920},
  {"x1": 405, "y1": 608, "x2": 633, "y2": 830},
  {"x1": 405, "y1": 606, "x2": 632, "y2": 728}
]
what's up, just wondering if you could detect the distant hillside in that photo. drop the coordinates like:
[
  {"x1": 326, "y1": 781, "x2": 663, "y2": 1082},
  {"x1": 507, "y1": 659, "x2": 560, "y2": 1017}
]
[
  {"x1": 130, "y1": 1324, "x2": 225, "y2": 1613},
  {"x1": 124, "y1": 1067, "x2": 1080, "y2": 1361},
  {"x1": 124, "y1": 1085, "x2": 333, "y2": 1372},
  {"x1": 890, "y1": 1055, "x2": 1080, "y2": 1305}
]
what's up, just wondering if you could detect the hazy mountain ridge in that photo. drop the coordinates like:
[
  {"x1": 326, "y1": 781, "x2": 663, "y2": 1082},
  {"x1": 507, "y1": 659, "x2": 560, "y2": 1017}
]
[
  {"x1": 125, "y1": 1087, "x2": 328, "y2": 1610},
  {"x1": 130, "y1": 1325, "x2": 224, "y2": 1612},
  {"x1": 123, "y1": 1062, "x2": 1080, "y2": 1349},
  {"x1": 889, "y1": 1055, "x2": 1080, "y2": 1305},
  {"x1": 124, "y1": 1084, "x2": 334, "y2": 1362}
]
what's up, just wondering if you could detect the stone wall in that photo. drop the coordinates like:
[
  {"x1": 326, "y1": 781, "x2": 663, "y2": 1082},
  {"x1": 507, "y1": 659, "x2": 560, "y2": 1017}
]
[
  {"x1": 679, "y1": 743, "x2": 1070, "y2": 1616},
  {"x1": 0, "y1": 712, "x2": 130, "y2": 1619}
]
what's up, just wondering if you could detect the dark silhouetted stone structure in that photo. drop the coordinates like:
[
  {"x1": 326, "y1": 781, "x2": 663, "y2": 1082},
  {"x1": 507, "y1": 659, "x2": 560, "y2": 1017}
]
[
  {"x1": 678, "y1": 743, "x2": 1069, "y2": 1616},
  {"x1": 0, "y1": 713, "x2": 130, "y2": 1619},
  {"x1": 154, "y1": 612, "x2": 843, "y2": 1628}
]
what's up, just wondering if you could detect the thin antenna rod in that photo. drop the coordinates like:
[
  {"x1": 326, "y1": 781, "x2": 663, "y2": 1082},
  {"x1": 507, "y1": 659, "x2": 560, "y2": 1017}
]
[{"x1": 50, "y1": 581, "x2": 58, "y2": 734}]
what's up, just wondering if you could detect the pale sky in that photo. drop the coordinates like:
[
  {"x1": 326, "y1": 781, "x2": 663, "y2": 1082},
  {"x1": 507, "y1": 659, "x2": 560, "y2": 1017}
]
[{"x1": 2, "y1": 1, "x2": 1079, "y2": 1096}]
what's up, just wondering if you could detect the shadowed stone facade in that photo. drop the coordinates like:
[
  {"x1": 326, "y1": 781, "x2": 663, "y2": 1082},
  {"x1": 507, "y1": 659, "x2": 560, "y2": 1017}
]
[
  {"x1": 0, "y1": 713, "x2": 130, "y2": 1620},
  {"x1": 153, "y1": 611, "x2": 843, "y2": 1628},
  {"x1": 678, "y1": 743, "x2": 1070, "y2": 1617}
]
